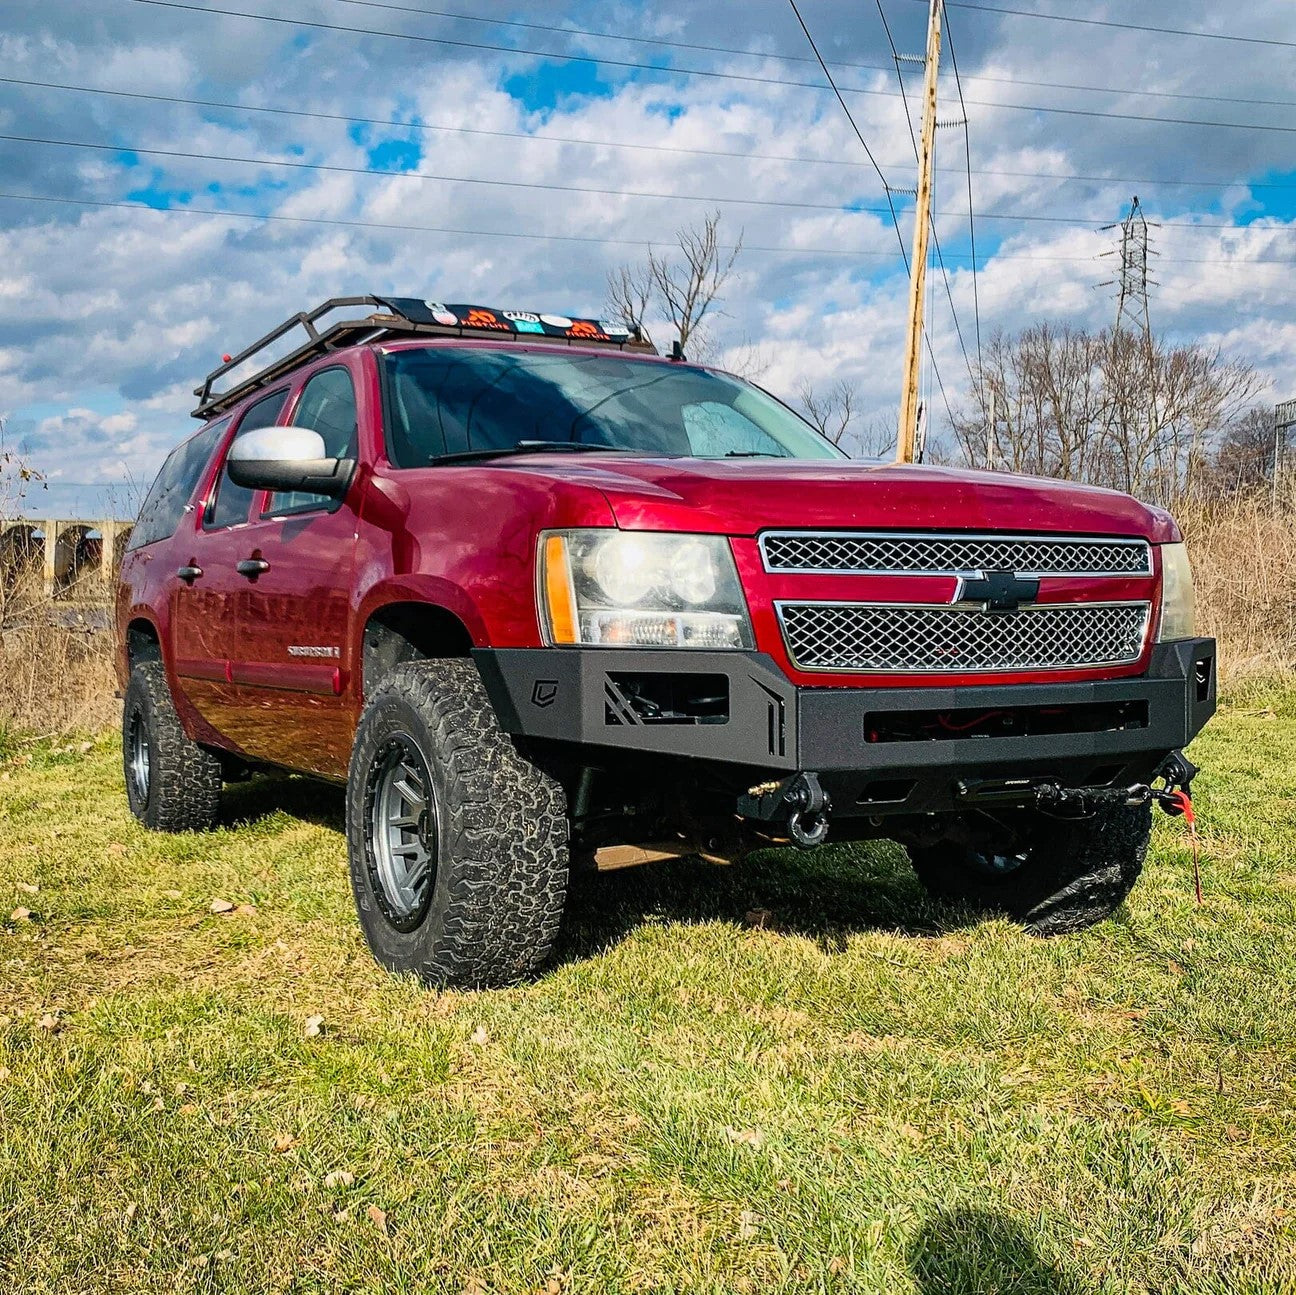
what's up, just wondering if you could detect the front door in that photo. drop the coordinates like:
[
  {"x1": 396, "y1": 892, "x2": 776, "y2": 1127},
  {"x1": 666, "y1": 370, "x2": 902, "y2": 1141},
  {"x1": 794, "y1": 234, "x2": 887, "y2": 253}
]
[
  {"x1": 223, "y1": 364, "x2": 362, "y2": 778},
  {"x1": 166, "y1": 414, "x2": 244, "y2": 742},
  {"x1": 171, "y1": 390, "x2": 292, "y2": 749}
]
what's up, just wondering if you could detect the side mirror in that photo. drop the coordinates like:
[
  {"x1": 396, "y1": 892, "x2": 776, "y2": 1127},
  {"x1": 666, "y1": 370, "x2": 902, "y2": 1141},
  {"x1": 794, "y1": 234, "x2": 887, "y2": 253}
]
[{"x1": 226, "y1": 426, "x2": 355, "y2": 499}]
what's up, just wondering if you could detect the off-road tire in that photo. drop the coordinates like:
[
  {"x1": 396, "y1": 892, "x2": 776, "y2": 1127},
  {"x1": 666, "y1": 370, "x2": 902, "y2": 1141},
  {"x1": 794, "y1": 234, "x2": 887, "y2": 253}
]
[
  {"x1": 906, "y1": 803, "x2": 1152, "y2": 935},
  {"x1": 122, "y1": 661, "x2": 222, "y2": 832},
  {"x1": 346, "y1": 659, "x2": 569, "y2": 988}
]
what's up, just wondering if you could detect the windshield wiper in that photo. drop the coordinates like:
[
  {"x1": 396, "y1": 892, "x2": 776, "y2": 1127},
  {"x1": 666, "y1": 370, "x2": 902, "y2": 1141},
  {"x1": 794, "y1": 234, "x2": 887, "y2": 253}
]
[
  {"x1": 426, "y1": 441, "x2": 636, "y2": 465},
  {"x1": 723, "y1": 450, "x2": 787, "y2": 458}
]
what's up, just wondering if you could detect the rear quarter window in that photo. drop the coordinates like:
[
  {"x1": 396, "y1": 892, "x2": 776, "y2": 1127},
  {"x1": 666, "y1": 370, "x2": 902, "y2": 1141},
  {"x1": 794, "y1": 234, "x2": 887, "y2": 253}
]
[{"x1": 127, "y1": 418, "x2": 227, "y2": 551}]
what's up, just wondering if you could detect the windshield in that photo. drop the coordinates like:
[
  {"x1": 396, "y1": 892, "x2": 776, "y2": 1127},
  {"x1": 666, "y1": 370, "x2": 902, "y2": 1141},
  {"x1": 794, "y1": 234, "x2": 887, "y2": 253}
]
[{"x1": 380, "y1": 347, "x2": 846, "y2": 465}]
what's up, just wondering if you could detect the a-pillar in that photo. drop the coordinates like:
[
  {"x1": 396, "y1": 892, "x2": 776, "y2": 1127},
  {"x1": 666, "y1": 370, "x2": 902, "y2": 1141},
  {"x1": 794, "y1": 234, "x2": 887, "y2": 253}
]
[{"x1": 41, "y1": 520, "x2": 60, "y2": 598}]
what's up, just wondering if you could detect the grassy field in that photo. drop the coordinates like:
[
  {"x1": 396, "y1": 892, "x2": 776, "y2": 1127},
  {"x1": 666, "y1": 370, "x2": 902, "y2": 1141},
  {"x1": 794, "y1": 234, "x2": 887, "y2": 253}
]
[{"x1": 1, "y1": 689, "x2": 1294, "y2": 1294}]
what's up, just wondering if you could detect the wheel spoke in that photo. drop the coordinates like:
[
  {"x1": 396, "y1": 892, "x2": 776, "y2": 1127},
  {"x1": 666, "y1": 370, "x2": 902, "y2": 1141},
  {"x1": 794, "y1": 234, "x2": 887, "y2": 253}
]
[
  {"x1": 391, "y1": 778, "x2": 426, "y2": 814},
  {"x1": 404, "y1": 855, "x2": 434, "y2": 893}
]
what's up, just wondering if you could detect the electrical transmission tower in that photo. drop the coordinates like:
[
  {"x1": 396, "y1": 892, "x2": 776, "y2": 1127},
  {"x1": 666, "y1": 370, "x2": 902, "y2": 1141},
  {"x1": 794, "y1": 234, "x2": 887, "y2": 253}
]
[{"x1": 1099, "y1": 195, "x2": 1157, "y2": 344}]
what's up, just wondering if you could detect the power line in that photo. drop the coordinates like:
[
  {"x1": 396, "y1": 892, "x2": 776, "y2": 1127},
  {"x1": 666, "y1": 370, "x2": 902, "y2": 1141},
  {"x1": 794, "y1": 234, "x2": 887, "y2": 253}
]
[
  {"x1": 337, "y1": 0, "x2": 1296, "y2": 114},
  {"x1": 941, "y1": 166, "x2": 1296, "y2": 194},
  {"x1": 934, "y1": 1, "x2": 1296, "y2": 50},
  {"x1": 5, "y1": 128, "x2": 1290, "y2": 237},
  {"x1": 332, "y1": 0, "x2": 886, "y2": 74},
  {"x1": 125, "y1": 0, "x2": 878, "y2": 96},
  {"x1": 4, "y1": 189, "x2": 1294, "y2": 268},
  {"x1": 787, "y1": 0, "x2": 958, "y2": 432},
  {"x1": 968, "y1": 97, "x2": 1296, "y2": 136},
  {"x1": 8, "y1": 74, "x2": 1296, "y2": 197},
  {"x1": 125, "y1": 1, "x2": 1296, "y2": 137},
  {"x1": 785, "y1": 0, "x2": 906, "y2": 265},
  {"x1": 0, "y1": 74, "x2": 867, "y2": 172},
  {"x1": 0, "y1": 129, "x2": 900, "y2": 218},
  {"x1": 942, "y1": 2, "x2": 984, "y2": 389}
]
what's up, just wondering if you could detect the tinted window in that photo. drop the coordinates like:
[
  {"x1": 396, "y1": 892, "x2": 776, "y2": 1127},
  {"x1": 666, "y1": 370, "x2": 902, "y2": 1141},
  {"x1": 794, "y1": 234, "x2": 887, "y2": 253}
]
[
  {"x1": 266, "y1": 367, "x2": 358, "y2": 515},
  {"x1": 128, "y1": 419, "x2": 227, "y2": 550},
  {"x1": 381, "y1": 349, "x2": 844, "y2": 465},
  {"x1": 206, "y1": 389, "x2": 290, "y2": 529}
]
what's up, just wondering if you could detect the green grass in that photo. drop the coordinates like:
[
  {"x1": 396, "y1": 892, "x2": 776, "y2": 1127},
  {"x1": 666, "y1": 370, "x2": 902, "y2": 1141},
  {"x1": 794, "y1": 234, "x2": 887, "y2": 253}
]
[{"x1": 1, "y1": 690, "x2": 1295, "y2": 1293}]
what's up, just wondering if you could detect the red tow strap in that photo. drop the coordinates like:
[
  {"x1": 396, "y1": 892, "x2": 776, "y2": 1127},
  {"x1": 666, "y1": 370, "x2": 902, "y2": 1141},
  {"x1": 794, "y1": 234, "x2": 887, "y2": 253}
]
[{"x1": 1165, "y1": 790, "x2": 1202, "y2": 904}]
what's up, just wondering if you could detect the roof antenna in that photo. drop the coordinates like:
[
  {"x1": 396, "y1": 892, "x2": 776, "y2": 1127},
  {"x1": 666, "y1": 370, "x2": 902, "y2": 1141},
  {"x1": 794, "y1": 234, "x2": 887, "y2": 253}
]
[{"x1": 670, "y1": 339, "x2": 685, "y2": 363}]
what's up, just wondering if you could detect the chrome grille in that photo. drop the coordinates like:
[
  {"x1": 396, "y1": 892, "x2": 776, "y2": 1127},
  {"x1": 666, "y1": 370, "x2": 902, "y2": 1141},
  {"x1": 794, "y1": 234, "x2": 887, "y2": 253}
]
[
  {"x1": 760, "y1": 532, "x2": 1152, "y2": 577},
  {"x1": 778, "y1": 602, "x2": 1151, "y2": 673}
]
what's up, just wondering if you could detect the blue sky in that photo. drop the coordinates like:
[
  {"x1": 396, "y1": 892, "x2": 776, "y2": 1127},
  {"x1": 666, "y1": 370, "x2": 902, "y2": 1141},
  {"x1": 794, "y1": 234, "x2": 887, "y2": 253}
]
[{"x1": 1, "y1": 0, "x2": 1294, "y2": 518}]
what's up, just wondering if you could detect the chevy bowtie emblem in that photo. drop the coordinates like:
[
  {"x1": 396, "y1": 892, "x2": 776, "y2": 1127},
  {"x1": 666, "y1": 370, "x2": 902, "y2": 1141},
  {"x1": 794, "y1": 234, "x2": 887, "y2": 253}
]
[{"x1": 953, "y1": 570, "x2": 1041, "y2": 612}]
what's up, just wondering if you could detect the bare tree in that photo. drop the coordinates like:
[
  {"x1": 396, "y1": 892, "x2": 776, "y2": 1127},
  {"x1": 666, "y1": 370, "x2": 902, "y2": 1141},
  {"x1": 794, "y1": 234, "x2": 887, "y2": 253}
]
[
  {"x1": 952, "y1": 324, "x2": 1263, "y2": 505},
  {"x1": 605, "y1": 211, "x2": 742, "y2": 355},
  {"x1": 795, "y1": 378, "x2": 894, "y2": 457},
  {"x1": 796, "y1": 377, "x2": 856, "y2": 446},
  {"x1": 1201, "y1": 405, "x2": 1290, "y2": 496},
  {"x1": 0, "y1": 419, "x2": 43, "y2": 518},
  {"x1": 605, "y1": 262, "x2": 654, "y2": 348}
]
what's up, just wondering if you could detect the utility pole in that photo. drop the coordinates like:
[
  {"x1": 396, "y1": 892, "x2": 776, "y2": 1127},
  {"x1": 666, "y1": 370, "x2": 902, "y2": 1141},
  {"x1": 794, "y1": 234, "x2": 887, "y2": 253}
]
[{"x1": 896, "y1": 0, "x2": 943, "y2": 464}]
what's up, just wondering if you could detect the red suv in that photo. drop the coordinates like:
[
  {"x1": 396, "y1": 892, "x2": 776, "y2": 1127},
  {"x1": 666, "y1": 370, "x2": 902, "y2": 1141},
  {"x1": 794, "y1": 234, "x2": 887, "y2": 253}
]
[{"x1": 117, "y1": 296, "x2": 1215, "y2": 987}]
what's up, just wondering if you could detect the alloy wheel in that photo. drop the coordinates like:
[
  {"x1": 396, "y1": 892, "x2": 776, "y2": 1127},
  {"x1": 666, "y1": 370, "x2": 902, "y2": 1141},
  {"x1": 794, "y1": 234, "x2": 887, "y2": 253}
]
[{"x1": 367, "y1": 734, "x2": 438, "y2": 930}]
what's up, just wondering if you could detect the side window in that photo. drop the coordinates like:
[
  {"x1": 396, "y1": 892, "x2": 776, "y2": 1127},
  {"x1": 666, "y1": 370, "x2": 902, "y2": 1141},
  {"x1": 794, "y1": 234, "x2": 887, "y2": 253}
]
[
  {"x1": 127, "y1": 419, "x2": 227, "y2": 551},
  {"x1": 205, "y1": 389, "x2": 290, "y2": 530},
  {"x1": 267, "y1": 367, "x2": 358, "y2": 516}
]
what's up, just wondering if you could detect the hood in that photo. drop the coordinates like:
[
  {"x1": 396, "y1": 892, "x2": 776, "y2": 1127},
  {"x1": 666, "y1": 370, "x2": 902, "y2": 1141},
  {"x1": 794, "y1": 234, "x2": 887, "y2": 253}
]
[{"x1": 509, "y1": 456, "x2": 1179, "y2": 542}]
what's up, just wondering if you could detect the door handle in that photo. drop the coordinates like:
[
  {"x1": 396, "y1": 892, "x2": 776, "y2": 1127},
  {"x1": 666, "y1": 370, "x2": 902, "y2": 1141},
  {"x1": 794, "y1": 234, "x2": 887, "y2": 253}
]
[
  {"x1": 236, "y1": 558, "x2": 271, "y2": 579},
  {"x1": 176, "y1": 565, "x2": 203, "y2": 584}
]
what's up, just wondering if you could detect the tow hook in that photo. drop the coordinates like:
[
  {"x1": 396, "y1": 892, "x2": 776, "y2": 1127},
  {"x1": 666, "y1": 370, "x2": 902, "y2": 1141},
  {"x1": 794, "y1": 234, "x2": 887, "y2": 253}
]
[
  {"x1": 783, "y1": 772, "x2": 832, "y2": 849},
  {"x1": 740, "y1": 773, "x2": 833, "y2": 847},
  {"x1": 1151, "y1": 750, "x2": 1199, "y2": 817}
]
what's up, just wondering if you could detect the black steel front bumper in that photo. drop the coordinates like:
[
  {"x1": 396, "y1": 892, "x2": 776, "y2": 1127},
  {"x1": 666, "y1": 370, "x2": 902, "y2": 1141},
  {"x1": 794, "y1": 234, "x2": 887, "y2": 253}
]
[{"x1": 474, "y1": 638, "x2": 1217, "y2": 817}]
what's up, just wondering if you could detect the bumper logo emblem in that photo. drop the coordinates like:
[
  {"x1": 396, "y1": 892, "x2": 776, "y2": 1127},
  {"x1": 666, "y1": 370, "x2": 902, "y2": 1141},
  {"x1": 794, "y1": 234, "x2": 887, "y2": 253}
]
[{"x1": 531, "y1": 680, "x2": 559, "y2": 708}]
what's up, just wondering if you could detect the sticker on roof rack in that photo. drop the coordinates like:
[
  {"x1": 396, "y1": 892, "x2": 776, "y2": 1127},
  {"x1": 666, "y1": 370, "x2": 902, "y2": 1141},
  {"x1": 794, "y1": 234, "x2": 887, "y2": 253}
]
[
  {"x1": 425, "y1": 301, "x2": 459, "y2": 326},
  {"x1": 433, "y1": 305, "x2": 626, "y2": 342}
]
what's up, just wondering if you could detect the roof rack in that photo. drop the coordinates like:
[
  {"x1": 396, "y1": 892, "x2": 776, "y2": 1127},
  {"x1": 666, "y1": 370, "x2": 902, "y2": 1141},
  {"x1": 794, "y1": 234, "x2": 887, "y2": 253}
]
[{"x1": 192, "y1": 295, "x2": 657, "y2": 419}]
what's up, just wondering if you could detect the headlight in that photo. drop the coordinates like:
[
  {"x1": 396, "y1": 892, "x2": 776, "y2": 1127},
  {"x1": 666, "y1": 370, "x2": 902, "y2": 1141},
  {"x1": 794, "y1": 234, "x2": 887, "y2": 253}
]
[
  {"x1": 1157, "y1": 541, "x2": 1196, "y2": 641},
  {"x1": 540, "y1": 530, "x2": 754, "y2": 648}
]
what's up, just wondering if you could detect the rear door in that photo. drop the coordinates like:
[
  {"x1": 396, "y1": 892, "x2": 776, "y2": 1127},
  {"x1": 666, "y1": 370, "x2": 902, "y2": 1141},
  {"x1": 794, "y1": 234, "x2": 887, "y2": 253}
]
[{"x1": 221, "y1": 361, "x2": 363, "y2": 778}]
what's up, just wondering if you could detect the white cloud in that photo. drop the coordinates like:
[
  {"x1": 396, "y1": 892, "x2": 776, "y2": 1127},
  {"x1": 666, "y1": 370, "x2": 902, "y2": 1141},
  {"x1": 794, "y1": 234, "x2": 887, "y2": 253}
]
[{"x1": 1, "y1": 0, "x2": 1294, "y2": 504}]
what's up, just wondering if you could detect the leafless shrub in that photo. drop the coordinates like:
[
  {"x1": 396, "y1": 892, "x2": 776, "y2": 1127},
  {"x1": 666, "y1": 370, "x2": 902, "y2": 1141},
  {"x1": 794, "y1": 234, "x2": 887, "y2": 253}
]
[{"x1": 0, "y1": 563, "x2": 118, "y2": 737}]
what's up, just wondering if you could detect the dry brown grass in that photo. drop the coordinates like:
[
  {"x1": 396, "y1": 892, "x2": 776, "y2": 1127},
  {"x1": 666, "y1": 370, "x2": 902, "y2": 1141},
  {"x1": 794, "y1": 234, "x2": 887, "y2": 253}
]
[
  {"x1": 0, "y1": 565, "x2": 119, "y2": 739},
  {"x1": 1178, "y1": 490, "x2": 1296, "y2": 680}
]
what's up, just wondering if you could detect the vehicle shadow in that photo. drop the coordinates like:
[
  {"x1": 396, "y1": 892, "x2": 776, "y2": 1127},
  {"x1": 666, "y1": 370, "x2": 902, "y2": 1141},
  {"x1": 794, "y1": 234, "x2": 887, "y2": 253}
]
[
  {"x1": 219, "y1": 774, "x2": 345, "y2": 834},
  {"x1": 907, "y1": 1207, "x2": 1088, "y2": 1295},
  {"x1": 555, "y1": 837, "x2": 977, "y2": 966},
  {"x1": 217, "y1": 778, "x2": 979, "y2": 955}
]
